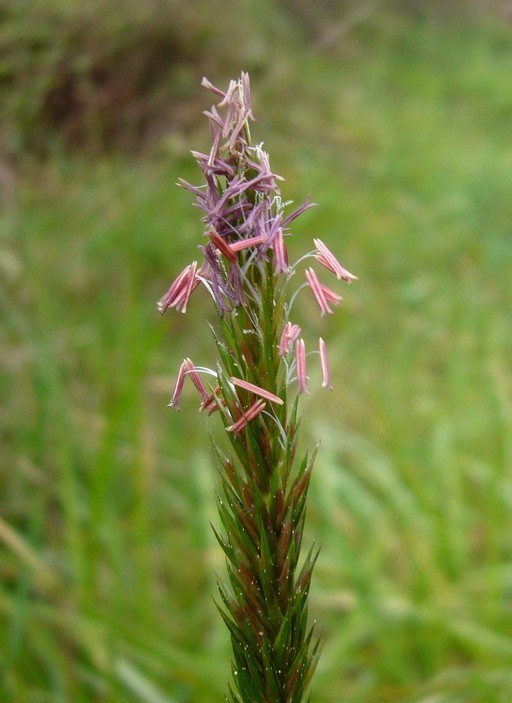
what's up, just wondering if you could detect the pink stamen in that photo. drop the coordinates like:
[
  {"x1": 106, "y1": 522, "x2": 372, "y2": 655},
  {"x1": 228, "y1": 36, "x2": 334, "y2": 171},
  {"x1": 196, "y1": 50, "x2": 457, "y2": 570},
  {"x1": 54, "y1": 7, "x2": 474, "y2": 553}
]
[
  {"x1": 184, "y1": 359, "x2": 209, "y2": 401},
  {"x1": 182, "y1": 261, "x2": 200, "y2": 313},
  {"x1": 319, "y1": 338, "x2": 332, "y2": 391},
  {"x1": 169, "y1": 358, "x2": 213, "y2": 411},
  {"x1": 200, "y1": 386, "x2": 225, "y2": 415},
  {"x1": 227, "y1": 399, "x2": 266, "y2": 434},
  {"x1": 305, "y1": 267, "x2": 342, "y2": 316},
  {"x1": 229, "y1": 234, "x2": 268, "y2": 253},
  {"x1": 200, "y1": 77, "x2": 226, "y2": 98},
  {"x1": 305, "y1": 268, "x2": 330, "y2": 316},
  {"x1": 208, "y1": 229, "x2": 238, "y2": 263},
  {"x1": 158, "y1": 261, "x2": 200, "y2": 314},
  {"x1": 273, "y1": 228, "x2": 289, "y2": 274},
  {"x1": 321, "y1": 285, "x2": 342, "y2": 307},
  {"x1": 295, "y1": 339, "x2": 308, "y2": 394},
  {"x1": 158, "y1": 266, "x2": 191, "y2": 312},
  {"x1": 314, "y1": 239, "x2": 358, "y2": 283},
  {"x1": 231, "y1": 377, "x2": 283, "y2": 405},
  {"x1": 279, "y1": 322, "x2": 301, "y2": 357},
  {"x1": 168, "y1": 360, "x2": 188, "y2": 411},
  {"x1": 218, "y1": 79, "x2": 238, "y2": 108}
]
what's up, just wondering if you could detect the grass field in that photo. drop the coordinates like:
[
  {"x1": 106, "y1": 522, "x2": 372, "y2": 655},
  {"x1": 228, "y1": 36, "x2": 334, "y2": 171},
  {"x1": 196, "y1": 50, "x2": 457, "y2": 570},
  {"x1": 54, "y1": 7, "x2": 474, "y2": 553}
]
[{"x1": 2, "y1": 13, "x2": 512, "y2": 703}]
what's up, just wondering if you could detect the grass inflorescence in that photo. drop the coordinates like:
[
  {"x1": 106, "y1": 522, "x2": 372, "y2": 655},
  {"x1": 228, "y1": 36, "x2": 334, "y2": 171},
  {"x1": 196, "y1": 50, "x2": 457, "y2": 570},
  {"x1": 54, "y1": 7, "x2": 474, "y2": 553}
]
[{"x1": 2, "y1": 13, "x2": 512, "y2": 703}]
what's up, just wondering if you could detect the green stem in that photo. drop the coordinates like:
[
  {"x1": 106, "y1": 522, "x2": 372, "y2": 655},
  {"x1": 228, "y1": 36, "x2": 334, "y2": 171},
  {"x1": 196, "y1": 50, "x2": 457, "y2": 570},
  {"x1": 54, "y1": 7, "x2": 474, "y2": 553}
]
[{"x1": 214, "y1": 259, "x2": 319, "y2": 703}]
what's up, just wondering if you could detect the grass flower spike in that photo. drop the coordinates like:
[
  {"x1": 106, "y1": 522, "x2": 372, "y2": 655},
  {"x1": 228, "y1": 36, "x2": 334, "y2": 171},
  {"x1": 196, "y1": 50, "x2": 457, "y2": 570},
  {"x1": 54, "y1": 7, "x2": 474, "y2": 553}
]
[{"x1": 159, "y1": 72, "x2": 356, "y2": 702}]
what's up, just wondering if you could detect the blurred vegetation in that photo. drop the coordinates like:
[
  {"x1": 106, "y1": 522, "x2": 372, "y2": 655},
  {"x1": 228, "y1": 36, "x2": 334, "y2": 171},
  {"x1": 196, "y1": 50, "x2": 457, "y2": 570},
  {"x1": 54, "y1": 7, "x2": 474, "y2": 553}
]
[
  {"x1": 0, "y1": 0, "x2": 507, "y2": 153},
  {"x1": 2, "y1": 2, "x2": 512, "y2": 702},
  {"x1": 0, "y1": 0, "x2": 288, "y2": 152}
]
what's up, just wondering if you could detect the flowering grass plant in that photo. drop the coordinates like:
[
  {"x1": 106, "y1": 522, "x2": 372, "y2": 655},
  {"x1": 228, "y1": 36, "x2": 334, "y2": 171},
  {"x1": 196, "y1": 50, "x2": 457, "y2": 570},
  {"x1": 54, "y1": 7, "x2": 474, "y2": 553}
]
[{"x1": 159, "y1": 73, "x2": 356, "y2": 702}]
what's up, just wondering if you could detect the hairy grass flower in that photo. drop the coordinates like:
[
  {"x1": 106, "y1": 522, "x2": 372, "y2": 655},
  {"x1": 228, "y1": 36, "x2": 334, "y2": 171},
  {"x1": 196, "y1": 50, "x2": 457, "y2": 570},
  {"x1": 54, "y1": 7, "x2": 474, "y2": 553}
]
[{"x1": 159, "y1": 72, "x2": 356, "y2": 702}]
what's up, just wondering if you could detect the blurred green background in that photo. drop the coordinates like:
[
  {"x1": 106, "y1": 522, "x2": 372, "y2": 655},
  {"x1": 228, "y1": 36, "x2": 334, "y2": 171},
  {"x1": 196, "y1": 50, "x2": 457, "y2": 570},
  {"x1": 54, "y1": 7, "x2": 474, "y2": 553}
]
[{"x1": 1, "y1": 1, "x2": 512, "y2": 701}]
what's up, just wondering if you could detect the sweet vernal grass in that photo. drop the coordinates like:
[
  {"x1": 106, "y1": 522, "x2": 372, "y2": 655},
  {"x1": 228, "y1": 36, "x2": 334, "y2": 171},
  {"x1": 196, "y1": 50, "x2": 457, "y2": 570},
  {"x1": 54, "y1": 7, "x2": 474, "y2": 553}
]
[
  {"x1": 158, "y1": 73, "x2": 356, "y2": 702},
  {"x1": 4, "y1": 23, "x2": 512, "y2": 702}
]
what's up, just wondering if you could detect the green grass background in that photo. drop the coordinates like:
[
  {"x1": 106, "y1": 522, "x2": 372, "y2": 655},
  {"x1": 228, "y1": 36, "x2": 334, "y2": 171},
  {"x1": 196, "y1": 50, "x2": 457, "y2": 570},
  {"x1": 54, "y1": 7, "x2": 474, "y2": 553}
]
[{"x1": 2, "y1": 8, "x2": 512, "y2": 703}]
